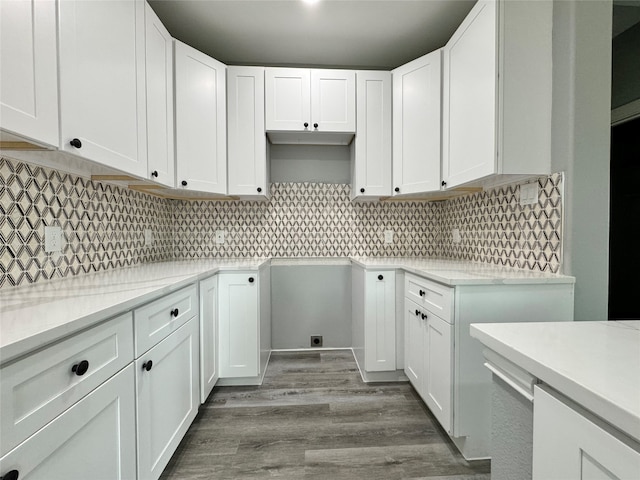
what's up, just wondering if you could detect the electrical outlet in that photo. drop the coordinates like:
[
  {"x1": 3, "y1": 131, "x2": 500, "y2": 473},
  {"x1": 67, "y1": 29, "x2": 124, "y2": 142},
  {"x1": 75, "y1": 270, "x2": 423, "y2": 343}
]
[
  {"x1": 215, "y1": 230, "x2": 225, "y2": 245},
  {"x1": 310, "y1": 336, "x2": 323, "y2": 347},
  {"x1": 520, "y1": 182, "x2": 539, "y2": 206},
  {"x1": 144, "y1": 229, "x2": 154, "y2": 246},
  {"x1": 384, "y1": 230, "x2": 394, "y2": 244},
  {"x1": 44, "y1": 226, "x2": 63, "y2": 253},
  {"x1": 452, "y1": 228, "x2": 462, "y2": 244}
]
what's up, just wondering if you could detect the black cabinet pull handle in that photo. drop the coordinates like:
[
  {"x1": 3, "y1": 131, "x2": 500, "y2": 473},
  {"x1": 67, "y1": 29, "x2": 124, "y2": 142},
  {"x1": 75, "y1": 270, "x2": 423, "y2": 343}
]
[
  {"x1": 171, "y1": 308, "x2": 179, "y2": 317},
  {"x1": 394, "y1": 187, "x2": 400, "y2": 193},
  {"x1": 378, "y1": 274, "x2": 383, "y2": 280},
  {"x1": 360, "y1": 188, "x2": 365, "y2": 193},
  {"x1": 248, "y1": 277, "x2": 255, "y2": 283},
  {"x1": 71, "y1": 360, "x2": 89, "y2": 376},
  {"x1": 421, "y1": 313, "x2": 427, "y2": 320},
  {"x1": 151, "y1": 170, "x2": 158, "y2": 178},
  {"x1": 181, "y1": 180, "x2": 188, "y2": 187},
  {"x1": 441, "y1": 180, "x2": 447, "y2": 187},
  {"x1": 1, "y1": 470, "x2": 20, "y2": 480},
  {"x1": 142, "y1": 360, "x2": 153, "y2": 371},
  {"x1": 257, "y1": 187, "x2": 262, "y2": 193},
  {"x1": 304, "y1": 122, "x2": 309, "y2": 128},
  {"x1": 419, "y1": 289, "x2": 425, "y2": 297},
  {"x1": 415, "y1": 309, "x2": 420, "y2": 316},
  {"x1": 70, "y1": 138, "x2": 82, "y2": 149},
  {"x1": 313, "y1": 123, "x2": 318, "y2": 129}
]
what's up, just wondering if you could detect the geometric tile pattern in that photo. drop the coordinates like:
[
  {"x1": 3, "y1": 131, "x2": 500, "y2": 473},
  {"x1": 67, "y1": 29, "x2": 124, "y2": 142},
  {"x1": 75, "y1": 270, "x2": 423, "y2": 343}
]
[
  {"x1": 0, "y1": 155, "x2": 563, "y2": 289},
  {"x1": 0, "y1": 157, "x2": 174, "y2": 288}
]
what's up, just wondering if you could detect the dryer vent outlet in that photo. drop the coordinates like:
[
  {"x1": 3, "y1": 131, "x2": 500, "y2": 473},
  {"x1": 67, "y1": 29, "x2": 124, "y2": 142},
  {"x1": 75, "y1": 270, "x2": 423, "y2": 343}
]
[{"x1": 310, "y1": 336, "x2": 323, "y2": 347}]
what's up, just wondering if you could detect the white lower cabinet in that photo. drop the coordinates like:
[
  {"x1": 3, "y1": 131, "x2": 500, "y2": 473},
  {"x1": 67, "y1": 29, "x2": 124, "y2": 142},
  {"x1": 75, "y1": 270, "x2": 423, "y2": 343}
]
[
  {"x1": 136, "y1": 318, "x2": 199, "y2": 480},
  {"x1": 404, "y1": 299, "x2": 424, "y2": 387},
  {"x1": 533, "y1": 385, "x2": 640, "y2": 480},
  {"x1": 199, "y1": 274, "x2": 219, "y2": 403},
  {"x1": 0, "y1": 364, "x2": 136, "y2": 480},
  {"x1": 363, "y1": 271, "x2": 396, "y2": 372}
]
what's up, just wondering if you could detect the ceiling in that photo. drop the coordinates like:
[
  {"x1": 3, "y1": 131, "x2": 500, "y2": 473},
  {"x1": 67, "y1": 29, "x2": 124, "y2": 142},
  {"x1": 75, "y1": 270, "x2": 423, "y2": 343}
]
[{"x1": 148, "y1": 0, "x2": 477, "y2": 70}]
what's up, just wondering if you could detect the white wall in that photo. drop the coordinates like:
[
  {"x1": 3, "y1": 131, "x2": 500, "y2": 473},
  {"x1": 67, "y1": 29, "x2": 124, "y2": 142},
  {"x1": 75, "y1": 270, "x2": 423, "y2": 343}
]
[{"x1": 551, "y1": 0, "x2": 612, "y2": 320}]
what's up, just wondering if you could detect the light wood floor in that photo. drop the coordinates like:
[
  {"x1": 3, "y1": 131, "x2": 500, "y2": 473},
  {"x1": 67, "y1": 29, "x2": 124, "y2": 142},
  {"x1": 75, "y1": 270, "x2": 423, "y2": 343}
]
[{"x1": 160, "y1": 350, "x2": 491, "y2": 479}]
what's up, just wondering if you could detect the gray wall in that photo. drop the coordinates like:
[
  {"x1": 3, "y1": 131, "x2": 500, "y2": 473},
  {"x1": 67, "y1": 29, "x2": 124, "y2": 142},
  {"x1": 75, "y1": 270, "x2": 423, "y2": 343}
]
[
  {"x1": 270, "y1": 144, "x2": 351, "y2": 183},
  {"x1": 271, "y1": 265, "x2": 352, "y2": 349},
  {"x1": 551, "y1": 0, "x2": 612, "y2": 320},
  {"x1": 612, "y1": 21, "x2": 640, "y2": 109}
]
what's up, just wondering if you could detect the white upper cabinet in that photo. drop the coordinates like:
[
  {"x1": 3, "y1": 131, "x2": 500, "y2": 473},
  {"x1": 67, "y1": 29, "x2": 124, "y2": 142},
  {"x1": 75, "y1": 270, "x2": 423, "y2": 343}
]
[
  {"x1": 392, "y1": 50, "x2": 442, "y2": 196},
  {"x1": 58, "y1": 0, "x2": 147, "y2": 177},
  {"x1": 442, "y1": 0, "x2": 553, "y2": 189},
  {"x1": 174, "y1": 40, "x2": 227, "y2": 194},
  {"x1": 0, "y1": 0, "x2": 59, "y2": 148},
  {"x1": 265, "y1": 67, "x2": 355, "y2": 137},
  {"x1": 144, "y1": 3, "x2": 174, "y2": 188},
  {"x1": 227, "y1": 66, "x2": 269, "y2": 199},
  {"x1": 351, "y1": 71, "x2": 392, "y2": 200}
]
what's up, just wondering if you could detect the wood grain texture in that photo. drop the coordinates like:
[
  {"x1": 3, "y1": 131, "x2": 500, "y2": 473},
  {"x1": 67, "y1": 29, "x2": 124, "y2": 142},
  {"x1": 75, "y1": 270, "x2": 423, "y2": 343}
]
[{"x1": 160, "y1": 350, "x2": 491, "y2": 479}]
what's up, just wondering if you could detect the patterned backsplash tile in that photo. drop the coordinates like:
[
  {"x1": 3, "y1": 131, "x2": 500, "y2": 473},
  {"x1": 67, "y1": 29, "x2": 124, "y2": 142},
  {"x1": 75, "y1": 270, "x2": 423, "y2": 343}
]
[{"x1": 0, "y1": 156, "x2": 563, "y2": 289}]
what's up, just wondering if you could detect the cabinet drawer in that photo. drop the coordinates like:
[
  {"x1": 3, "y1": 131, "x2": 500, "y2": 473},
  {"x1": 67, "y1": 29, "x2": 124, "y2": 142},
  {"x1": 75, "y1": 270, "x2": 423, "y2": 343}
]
[
  {"x1": 134, "y1": 284, "x2": 197, "y2": 356},
  {"x1": 405, "y1": 273, "x2": 453, "y2": 321},
  {"x1": 0, "y1": 313, "x2": 134, "y2": 456}
]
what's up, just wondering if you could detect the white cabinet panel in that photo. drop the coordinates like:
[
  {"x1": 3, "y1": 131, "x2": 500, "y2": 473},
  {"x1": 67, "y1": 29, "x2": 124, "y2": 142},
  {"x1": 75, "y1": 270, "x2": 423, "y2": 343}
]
[
  {"x1": 0, "y1": 0, "x2": 59, "y2": 147},
  {"x1": 175, "y1": 40, "x2": 227, "y2": 194},
  {"x1": 59, "y1": 0, "x2": 147, "y2": 176},
  {"x1": 533, "y1": 385, "x2": 640, "y2": 480},
  {"x1": 0, "y1": 364, "x2": 136, "y2": 480},
  {"x1": 311, "y1": 69, "x2": 356, "y2": 132},
  {"x1": 404, "y1": 298, "x2": 424, "y2": 388},
  {"x1": 392, "y1": 50, "x2": 442, "y2": 195},
  {"x1": 351, "y1": 71, "x2": 392, "y2": 199},
  {"x1": 145, "y1": 2, "x2": 174, "y2": 187},
  {"x1": 265, "y1": 68, "x2": 311, "y2": 131},
  {"x1": 227, "y1": 66, "x2": 268, "y2": 198},
  {"x1": 425, "y1": 314, "x2": 453, "y2": 434},
  {"x1": 199, "y1": 274, "x2": 218, "y2": 403},
  {"x1": 218, "y1": 273, "x2": 259, "y2": 378},
  {"x1": 136, "y1": 319, "x2": 199, "y2": 480},
  {"x1": 364, "y1": 271, "x2": 396, "y2": 372}
]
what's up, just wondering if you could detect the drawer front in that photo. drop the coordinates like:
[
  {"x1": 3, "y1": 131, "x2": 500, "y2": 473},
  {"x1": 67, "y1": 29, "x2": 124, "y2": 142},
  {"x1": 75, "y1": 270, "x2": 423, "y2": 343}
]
[
  {"x1": 405, "y1": 273, "x2": 454, "y2": 321},
  {"x1": 0, "y1": 313, "x2": 134, "y2": 456},
  {"x1": 134, "y1": 284, "x2": 197, "y2": 356}
]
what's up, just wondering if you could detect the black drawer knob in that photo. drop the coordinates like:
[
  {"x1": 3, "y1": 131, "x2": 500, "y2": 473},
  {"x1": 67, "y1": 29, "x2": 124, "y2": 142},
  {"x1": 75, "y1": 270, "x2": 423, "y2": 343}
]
[
  {"x1": 181, "y1": 180, "x2": 188, "y2": 186},
  {"x1": 360, "y1": 188, "x2": 365, "y2": 193},
  {"x1": 304, "y1": 122, "x2": 309, "y2": 128},
  {"x1": 415, "y1": 309, "x2": 420, "y2": 316},
  {"x1": 1, "y1": 470, "x2": 19, "y2": 480},
  {"x1": 394, "y1": 187, "x2": 400, "y2": 193},
  {"x1": 257, "y1": 187, "x2": 262, "y2": 193},
  {"x1": 70, "y1": 138, "x2": 82, "y2": 149},
  {"x1": 71, "y1": 360, "x2": 89, "y2": 376},
  {"x1": 441, "y1": 180, "x2": 447, "y2": 187},
  {"x1": 378, "y1": 274, "x2": 383, "y2": 280},
  {"x1": 171, "y1": 308, "x2": 179, "y2": 317},
  {"x1": 151, "y1": 170, "x2": 158, "y2": 178},
  {"x1": 248, "y1": 277, "x2": 255, "y2": 283},
  {"x1": 313, "y1": 123, "x2": 318, "y2": 129},
  {"x1": 419, "y1": 290, "x2": 425, "y2": 297},
  {"x1": 142, "y1": 360, "x2": 153, "y2": 372},
  {"x1": 421, "y1": 313, "x2": 428, "y2": 320}
]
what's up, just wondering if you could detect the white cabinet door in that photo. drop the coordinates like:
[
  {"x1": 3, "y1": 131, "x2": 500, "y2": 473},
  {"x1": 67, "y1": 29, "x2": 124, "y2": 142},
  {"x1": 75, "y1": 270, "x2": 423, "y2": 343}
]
[
  {"x1": 0, "y1": 0, "x2": 58, "y2": 147},
  {"x1": 533, "y1": 385, "x2": 640, "y2": 480},
  {"x1": 404, "y1": 298, "x2": 424, "y2": 389},
  {"x1": 442, "y1": 0, "x2": 497, "y2": 189},
  {"x1": 352, "y1": 71, "x2": 392, "y2": 199},
  {"x1": 392, "y1": 49, "x2": 442, "y2": 196},
  {"x1": 145, "y1": 2, "x2": 174, "y2": 187},
  {"x1": 218, "y1": 273, "x2": 259, "y2": 378},
  {"x1": 199, "y1": 274, "x2": 218, "y2": 404},
  {"x1": 311, "y1": 69, "x2": 355, "y2": 133},
  {"x1": 0, "y1": 364, "x2": 136, "y2": 480},
  {"x1": 59, "y1": 0, "x2": 147, "y2": 177},
  {"x1": 364, "y1": 271, "x2": 396, "y2": 372},
  {"x1": 265, "y1": 68, "x2": 311, "y2": 131},
  {"x1": 424, "y1": 314, "x2": 453, "y2": 434},
  {"x1": 136, "y1": 319, "x2": 199, "y2": 480},
  {"x1": 175, "y1": 40, "x2": 226, "y2": 194},
  {"x1": 227, "y1": 66, "x2": 268, "y2": 198}
]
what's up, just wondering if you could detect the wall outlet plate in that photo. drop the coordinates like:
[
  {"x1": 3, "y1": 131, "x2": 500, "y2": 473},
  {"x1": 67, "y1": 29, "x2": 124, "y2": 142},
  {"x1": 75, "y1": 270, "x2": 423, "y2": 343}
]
[
  {"x1": 310, "y1": 336, "x2": 323, "y2": 347},
  {"x1": 384, "y1": 230, "x2": 394, "y2": 244},
  {"x1": 520, "y1": 182, "x2": 539, "y2": 206},
  {"x1": 44, "y1": 226, "x2": 63, "y2": 253},
  {"x1": 452, "y1": 228, "x2": 462, "y2": 244},
  {"x1": 215, "y1": 230, "x2": 225, "y2": 245},
  {"x1": 144, "y1": 229, "x2": 154, "y2": 246}
]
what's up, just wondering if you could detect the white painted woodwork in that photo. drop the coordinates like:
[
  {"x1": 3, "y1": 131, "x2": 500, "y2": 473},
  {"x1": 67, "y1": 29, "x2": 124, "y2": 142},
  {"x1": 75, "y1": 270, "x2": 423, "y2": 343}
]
[
  {"x1": 134, "y1": 284, "x2": 197, "y2": 357},
  {"x1": 0, "y1": 365, "x2": 136, "y2": 480},
  {"x1": 533, "y1": 385, "x2": 640, "y2": 480},
  {"x1": 310, "y1": 69, "x2": 356, "y2": 132},
  {"x1": 424, "y1": 314, "x2": 453, "y2": 434},
  {"x1": 404, "y1": 298, "x2": 424, "y2": 388},
  {"x1": 174, "y1": 40, "x2": 227, "y2": 194},
  {"x1": 442, "y1": 0, "x2": 553, "y2": 188},
  {"x1": 258, "y1": 264, "x2": 272, "y2": 379},
  {"x1": 351, "y1": 71, "x2": 392, "y2": 199},
  {"x1": 227, "y1": 66, "x2": 268, "y2": 198},
  {"x1": 136, "y1": 319, "x2": 199, "y2": 480},
  {"x1": 0, "y1": 313, "x2": 134, "y2": 456},
  {"x1": 405, "y1": 273, "x2": 454, "y2": 319},
  {"x1": 218, "y1": 273, "x2": 259, "y2": 378},
  {"x1": 145, "y1": 2, "x2": 174, "y2": 187},
  {"x1": 364, "y1": 271, "x2": 396, "y2": 372},
  {"x1": 199, "y1": 274, "x2": 218, "y2": 403},
  {"x1": 392, "y1": 49, "x2": 442, "y2": 195},
  {"x1": 0, "y1": 0, "x2": 59, "y2": 147},
  {"x1": 265, "y1": 68, "x2": 311, "y2": 131},
  {"x1": 58, "y1": 0, "x2": 147, "y2": 176}
]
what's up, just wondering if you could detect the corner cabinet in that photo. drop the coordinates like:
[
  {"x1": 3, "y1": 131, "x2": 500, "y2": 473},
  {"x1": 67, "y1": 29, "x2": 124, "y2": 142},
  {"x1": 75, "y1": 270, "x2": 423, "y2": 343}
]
[
  {"x1": 227, "y1": 66, "x2": 269, "y2": 199},
  {"x1": 392, "y1": 50, "x2": 442, "y2": 196},
  {"x1": 0, "y1": 0, "x2": 59, "y2": 147},
  {"x1": 442, "y1": 0, "x2": 553, "y2": 189},
  {"x1": 174, "y1": 40, "x2": 227, "y2": 194},
  {"x1": 351, "y1": 71, "x2": 392, "y2": 200},
  {"x1": 58, "y1": 0, "x2": 147, "y2": 177}
]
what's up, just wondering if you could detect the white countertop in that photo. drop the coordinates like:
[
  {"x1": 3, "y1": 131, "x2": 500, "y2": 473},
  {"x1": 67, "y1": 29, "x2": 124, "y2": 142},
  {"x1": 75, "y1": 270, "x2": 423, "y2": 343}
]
[
  {"x1": 470, "y1": 321, "x2": 640, "y2": 442},
  {"x1": 0, "y1": 259, "x2": 269, "y2": 365}
]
